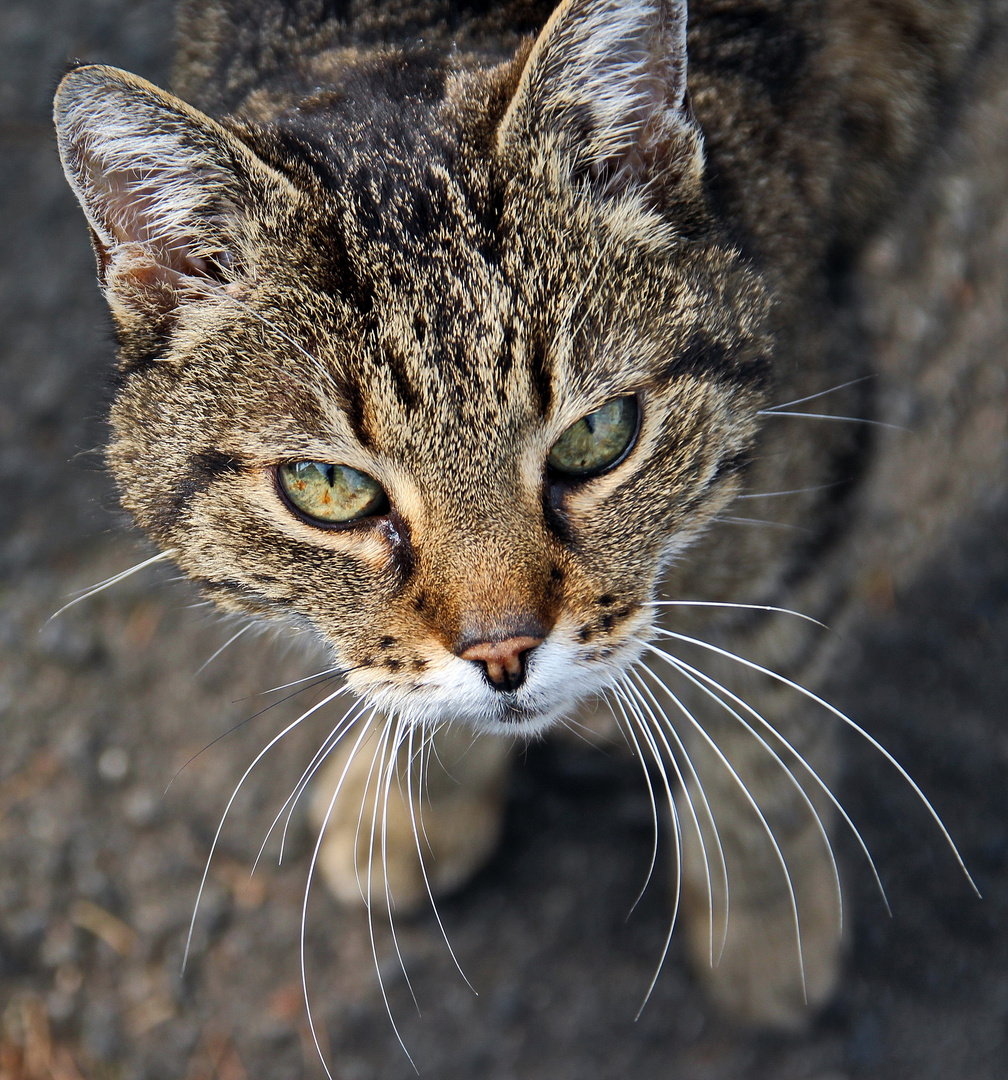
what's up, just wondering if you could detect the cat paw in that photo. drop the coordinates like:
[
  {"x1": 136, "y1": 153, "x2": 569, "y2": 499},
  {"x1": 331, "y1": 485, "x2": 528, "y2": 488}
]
[
  {"x1": 309, "y1": 725, "x2": 512, "y2": 915},
  {"x1": 680, "y1": 869, "x2": 844, "y2": 1029}
]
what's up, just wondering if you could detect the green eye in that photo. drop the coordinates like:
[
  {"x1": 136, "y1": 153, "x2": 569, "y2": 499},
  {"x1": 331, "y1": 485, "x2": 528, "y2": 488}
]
[
  {"x1": 548, "y1": 395, "x2": 640, "y2": 478},
  {"x1": 277, "y1": 461, "x2": 389, "y2": 525}
]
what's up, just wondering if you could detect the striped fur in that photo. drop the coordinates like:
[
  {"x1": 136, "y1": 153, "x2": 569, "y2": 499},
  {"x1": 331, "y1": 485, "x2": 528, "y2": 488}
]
[{"x1": 55, "y1": 0, "x2": 998, "y2": 1032}]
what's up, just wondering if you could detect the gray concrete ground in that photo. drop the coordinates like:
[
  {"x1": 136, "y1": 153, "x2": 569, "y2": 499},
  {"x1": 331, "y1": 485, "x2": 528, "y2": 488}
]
[{"x1": 1, "y1": 3, "x2": 1006, "y2": 1078}]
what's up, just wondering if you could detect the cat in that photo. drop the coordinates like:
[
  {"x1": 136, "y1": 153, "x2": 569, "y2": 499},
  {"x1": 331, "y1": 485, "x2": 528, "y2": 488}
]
[{"x1": 53, "y1": 0, "x2": 999, "y2": 1036}]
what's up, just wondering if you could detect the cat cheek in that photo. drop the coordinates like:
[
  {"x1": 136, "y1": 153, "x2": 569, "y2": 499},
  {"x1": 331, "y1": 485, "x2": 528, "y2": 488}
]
[{"x1": 292, "y1": 529, "x2": 394, "y2": 581}]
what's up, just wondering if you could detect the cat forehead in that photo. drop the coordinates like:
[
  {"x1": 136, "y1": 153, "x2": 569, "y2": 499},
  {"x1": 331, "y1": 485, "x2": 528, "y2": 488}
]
[
  {"x1": 251, "y1": 59, "x2": 497, "y2": 252},
  {"x1": 254, "y1": 201, "x2": 733, "y2": 456},
  {"x1": 250, "y1": 117, "x2": 631, "y2": 424},
  {"x1": 248, "y1": 54, "x2": 668, "y2": 314}
]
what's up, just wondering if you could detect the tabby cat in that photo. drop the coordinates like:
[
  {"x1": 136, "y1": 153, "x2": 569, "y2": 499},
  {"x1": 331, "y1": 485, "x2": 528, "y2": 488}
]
[{"x1": 54, "y1": 0, "x2": 992, "y2": 1033}]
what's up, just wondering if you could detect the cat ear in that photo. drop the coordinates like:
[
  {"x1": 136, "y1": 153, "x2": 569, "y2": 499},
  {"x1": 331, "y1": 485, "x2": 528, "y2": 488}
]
[
  {"x1": 497, "y1": 0, "x2": 701, "y2": 197},
  {"x1": 54, "y1": 65, "x2": 296, "y2": 310}
]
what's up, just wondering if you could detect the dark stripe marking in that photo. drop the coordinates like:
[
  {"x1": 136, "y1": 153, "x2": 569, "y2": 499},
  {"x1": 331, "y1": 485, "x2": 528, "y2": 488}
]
[
  {"x1": 155, "y1": 450, "x2": 244, "y2": 535},
  {"x1": 527, "y1": 332, "x2": 553, "y2": 418},
  {"x1": 338, "y1": 376, "x2": 375, "y2": 449},
  {"x1": 383, "y1": 347, "x2": 419, "y2": 413},
  {"x1": 655, "y1": 331, "x2": 771, "y2": 389},
  {"x1": 542, "y1": 480, "x2": 572, "y2": 544}
]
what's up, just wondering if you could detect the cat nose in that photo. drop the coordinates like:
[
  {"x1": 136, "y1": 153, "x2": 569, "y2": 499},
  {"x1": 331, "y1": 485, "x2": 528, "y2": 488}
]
[{"x1": 458, "y1": 635, "x2": 544, "y2": 692}]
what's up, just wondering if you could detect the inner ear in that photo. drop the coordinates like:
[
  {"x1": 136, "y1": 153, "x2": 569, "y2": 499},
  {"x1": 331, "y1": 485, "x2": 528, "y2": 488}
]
[
  {"x1": 54, "y1": 64, "x2": 294, "y2": 297},
  {"x1": 84, "y1": 169, "x2": 236, "y2": 288},
  {"x1": 497, "y1": 0, "x2": 700, "y2": 197}
]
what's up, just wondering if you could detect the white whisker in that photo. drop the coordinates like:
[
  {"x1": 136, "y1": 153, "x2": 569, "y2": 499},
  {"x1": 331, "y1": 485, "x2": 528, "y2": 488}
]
[
  {"x1": 654, "y1": 645, "x2": 889, "y2": 916},
  {"x1": 250, "y1": 695, "x2": 364, "y2": 876},
  {"x1": 357, "y1": 717, "x2": 418, "y2": 1068},
  {"x1": 647, "y1": 647, "x2": 844, "y2": 931},
  {"x1": 616, "y1": 694, "x2": 684, "y2": 1018},
  {"x1": 355, "y1": 720, "x2": 394, "y2": 906},
  {"x1": 426, "y1": 725, "x2": 454, "y2": 779},
  {"x1": 416, "y1": 725, "x2": 436, "y2": 855},
  {"x1": 556, "y1": 714, "x2": 608, "y2": 748},
  {"x1": 652, "y1": 627, "x2": 980, "y2": 896},
  {"x1": 278, "y1": 697, "x2": 363, "y2": 864},
  {"x1": 253, "y1": 665, "x2": 345, "y2": 697},
  {"x1": 714, "y1": 515, "x2": 811, "y2": 533},
  {"x1": 48, "y1": 548, "x2": 176, "y2": 621},
  {"x1": 737, "y1": 483, "x2": 841, "y2": 500},
  {"x1": 302, "y1": 712, "x2": 385, "y2": 1080},
  {"x1": 405, "y1": 723, "x2": 476, "y2": 992},
  {"x1": 375, "y1": 715, "x2": 422, "y2": 1015},
  {"x1": 758, "y1": 409, "x2": 907, "y2": 432},
  {"x1": 605, "y1": 686, "x2": 662, "y2": 915},
  {"x1": 625, "y1": 671, "x2": 730, "y2": 964},
  {"x1": 635, "y1": 647, "x2": 807, "y2": 998},
  {"x1": 193, "y1": 622, "x2": 254, "y2": 676},
  {"x1": 650, "y1": 598, "x2": 827, "y2": 628},
  {"x1": 765, "y1": 376, "x2": 875, "y2": 412},
  {"x1": 183, "y1": 679, "x2": 352, "y2": 973}
]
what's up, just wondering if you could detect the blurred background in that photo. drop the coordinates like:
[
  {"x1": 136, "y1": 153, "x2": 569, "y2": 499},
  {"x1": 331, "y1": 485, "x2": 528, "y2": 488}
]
[{"x1": 1, "y1": 2, "x2": 1006, "y2": 1078}]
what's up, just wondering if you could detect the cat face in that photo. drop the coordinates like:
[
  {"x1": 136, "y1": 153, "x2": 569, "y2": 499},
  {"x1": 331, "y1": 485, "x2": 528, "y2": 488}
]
[{"x1": 55, "y1": 0, "x2": 772, "y2": 735}]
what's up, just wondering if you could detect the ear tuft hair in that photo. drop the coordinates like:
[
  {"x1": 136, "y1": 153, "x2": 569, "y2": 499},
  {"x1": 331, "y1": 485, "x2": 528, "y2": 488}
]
[
  {"x1": 498, "y1": 0, "x2": 701, "y2": 198},
  {"x1": 54, "y1": 65, "x2": 297, "y2": 298}
]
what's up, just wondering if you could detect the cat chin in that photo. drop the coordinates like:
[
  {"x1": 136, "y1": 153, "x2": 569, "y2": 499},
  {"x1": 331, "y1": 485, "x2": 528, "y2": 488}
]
[
  {"x1": 455, "y1": 699, "x2": 580, "y2": 740},
  {"x1": 383, "y1": 696, "x2": 583, "y2": 740}
]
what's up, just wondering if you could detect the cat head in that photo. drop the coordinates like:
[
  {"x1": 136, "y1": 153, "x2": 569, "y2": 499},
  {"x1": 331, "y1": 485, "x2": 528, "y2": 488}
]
[{"x1": 55, "y1": 0, "x2": 772, "y2": 735}]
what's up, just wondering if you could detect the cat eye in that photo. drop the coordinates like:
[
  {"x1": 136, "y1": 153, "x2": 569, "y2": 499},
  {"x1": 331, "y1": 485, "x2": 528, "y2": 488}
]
[
  {"x1": 277, "y1": 461, "x2": 389, "y2": 525},
  {"x1": 547, "y1": 395, "x2": 640, "y2": 478}
]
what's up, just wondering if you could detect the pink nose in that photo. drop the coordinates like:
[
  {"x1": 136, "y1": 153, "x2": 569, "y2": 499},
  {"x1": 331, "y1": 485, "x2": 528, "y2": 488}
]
[{"x1": 459, "y1": 635, "x2": 544, "y2": 692}]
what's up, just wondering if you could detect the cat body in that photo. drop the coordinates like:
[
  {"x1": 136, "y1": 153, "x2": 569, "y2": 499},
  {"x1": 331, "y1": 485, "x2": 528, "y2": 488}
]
[{"x1": 54, "y1": 0, "x2": 1000, "y2": 1030}]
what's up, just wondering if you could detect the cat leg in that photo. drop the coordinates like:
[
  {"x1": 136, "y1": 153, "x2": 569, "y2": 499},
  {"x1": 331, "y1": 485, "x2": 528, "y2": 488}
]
[
  {"x1": 673, "y1": 661, "x2": 844, "y2": 1029},
  {"x1": 310, "y1": 720, "x2": 512, "y2": 914}
]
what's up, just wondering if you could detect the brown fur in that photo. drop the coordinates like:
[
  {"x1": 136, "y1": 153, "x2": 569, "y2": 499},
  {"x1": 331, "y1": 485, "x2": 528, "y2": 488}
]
[{"x1": 54, "y1": 0, "x2": 1003, "y2": 1030}]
